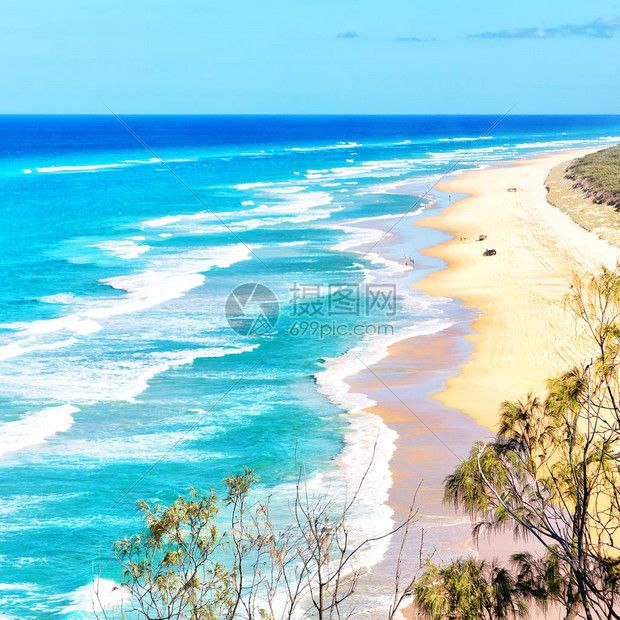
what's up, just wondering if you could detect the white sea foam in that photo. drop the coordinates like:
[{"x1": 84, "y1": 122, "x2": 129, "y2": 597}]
[
  {"x1": 368, "y1": 252, "x2": 411, "y2": 274},
  {"x1": 287, "y1": 141, "x2": 362, "y2": 152},
  {"x1": 121, "y1": 158, "x2": 160, "y2": 164},
  {"x1": 0, "y1": 336, "x2": 80, "y2": 362},
  {"x1": 303, "y1": 159, "x2": 414, "y2": 183},
  {"x1": 347, "y1": 212, "x2": 419, "y2": 225},
  {"x1": 35, "y1": 157, "x2": 195, "y2": 175},
  {"x1": 1, "y1": 314, "x2": 102, "y2": 340},
  {"x1": 143, "y1": 211, "x2": 213, "y2": 227},
  {"x1": 39, "y1": 293, "x2": 75, "y2": 304},
  {"x1": 91, "y1": 239, "x2": 151, "y2": 259},
  {"x1": 92, "y1": 244, "x2": 257, "y2": 319},
  {"x1": 514, "y1": 135, "x2": 620, "y2": 150},
  {"x1": 117, "y1": 345, "x2": 259, "y2": 404},
  {"x1": 438, "y1": 135, "x2": 493, "y2": 142},
  {"x1": 143, "y1": 196, "x2": 329, "y2": 227},
  {"x1": 253, "y1": 190, "x2": 332, "y2": 213},
  {"x1": 0, "y1": 492, "x2": 85, "y2": 519},
  {"x1": 222, "y1": 209, "x2": 338, "y2": 232},
  {"x1": 123, "y1": 157, "x2": 194, "y2": 164},
  {"x1": 62, "y1": 578, "x2": 129, "y2": 615},
  {"x1": 428, "y1": 145, "x2": 509, "y2": 160},
  {"x1": 313, "y1": 317, "x2": 455, "y2": 572},
  {"x1": 0, "y1": 244, "x2": 256, "y2": 363},
  {"x1": 141, "y1": 192, "x2": 335, "y2": 235},
  {"x1": 36, "y1": 163, "x2": 124, "y2": 173},
  {"x1": 266, "y1": 185, "x2": 309, "y2": 194},
  {"x1": 365, "y1": 175, "x2": 443, "y2": 195},
  {"x1": 0, "y1": 343, "x2": 259, "y2": 408},
  {"x1": 234, "y1": 181, "x2": 276, "y2": 190},
  {"x1": 0, "y1": 583, "x2": 35, "y2": 591},
  {"x1": 114, "y1": 344, "x2": 259, "y2": 403},
  {"x1": 52, "y1": 428, "x2": 228, "y2": 463},
  {"x1": 0, "y1": 404, "x2": 79, "y2": 457},
  {"x1": 331, "y1": 225, "x2": 384, "y2": 252}
]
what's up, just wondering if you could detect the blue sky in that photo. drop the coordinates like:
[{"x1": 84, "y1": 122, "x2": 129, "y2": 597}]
[{"x1": 2, "y1": 0, "x2": 620, "y2": 113}]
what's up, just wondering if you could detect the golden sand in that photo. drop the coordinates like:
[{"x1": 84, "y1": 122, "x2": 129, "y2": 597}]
[
  {"x1": 343, "y1": 150, "x2": 620, "y2": 615},
  {"x1": 415, "y1": 149, "x2": 620, "y2": 431}
]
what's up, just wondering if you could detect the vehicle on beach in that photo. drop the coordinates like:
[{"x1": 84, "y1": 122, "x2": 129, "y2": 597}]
[
  {"x1": 507, "y1": 187, "x2": 518, "y2": 192},
  {"x1": 483, "y1": 248, "x2": 497, "y2": 256},
  {"x1": 477, "y1": 234, "x2": 487, "y2": 241}
]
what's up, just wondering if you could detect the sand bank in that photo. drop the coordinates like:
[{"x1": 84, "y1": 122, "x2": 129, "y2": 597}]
[
  {"x1": 333, "y1": 147, "x2": 620, "y2": 620},
  {"x1": 415, "y1": 148, "x2": 620, "y2": 431},
  {"x1": 346, "y1": 148, "x2": 620, "y2": 616}
]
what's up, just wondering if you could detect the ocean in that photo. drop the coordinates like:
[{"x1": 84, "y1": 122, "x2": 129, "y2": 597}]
[{"x1": 1, "y1": 115, "x2": 620, "y2": 618}]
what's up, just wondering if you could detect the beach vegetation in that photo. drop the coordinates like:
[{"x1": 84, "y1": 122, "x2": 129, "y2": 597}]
[
  {"x1": 414, "y1": 558, "x2": 530, "y2": 620},
  {"x1": 422, "y1": 265, "x2": 620, "y2": 620},
  {"x1": 98, "y1": 486, "x2": 234, "y2": 620},
  {"x1": 566, "y1": 145, "x2": 620, "y2": 208},
  {"x1": 95, "y1": 464, "x2": 419, "y2": 620}
]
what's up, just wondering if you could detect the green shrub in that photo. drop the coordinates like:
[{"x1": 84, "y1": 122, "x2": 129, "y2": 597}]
[{"x1": 566, "y1": 145, "x2": 620, "y2": 207}]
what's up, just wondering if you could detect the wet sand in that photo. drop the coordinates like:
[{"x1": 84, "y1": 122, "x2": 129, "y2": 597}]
[{"x1": 348, "y1": 147, "x2": 620, "y2": 617}]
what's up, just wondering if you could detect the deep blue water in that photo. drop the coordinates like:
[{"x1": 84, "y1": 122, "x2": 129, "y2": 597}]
[{"x1": 1, "y1": 115, "x2": 620, "y2": 618}]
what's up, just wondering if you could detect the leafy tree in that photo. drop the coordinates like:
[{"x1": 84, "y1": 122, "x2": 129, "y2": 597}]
[
  {"x1": 438, "y1": 265, "x2": 620, "y2": 620},
  {"x1": 415, "y1": 558, "x2": 528, "y2": 620},
  {"x1": 95, "y1": 462, "x2": 418, "y2": 620},
  {"x1": 97, "y1": 488, "x2": 235, "y2": 620}
]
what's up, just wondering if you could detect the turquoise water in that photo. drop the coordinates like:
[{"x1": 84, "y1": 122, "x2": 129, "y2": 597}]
[{"x1": 1, "y1": 115, "x2": 620, "y2": 617}]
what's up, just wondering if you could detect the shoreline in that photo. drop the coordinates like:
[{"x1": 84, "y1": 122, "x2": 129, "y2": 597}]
[
  {"x1": 414, "y1": 147, "x2": 619, "y2": 430},
  {"x1": 340, "y1": 145, "x2": 620, "y2": 612},
  {"x1": 316, "y1": 193, "x2": 477, "y2": 616}
]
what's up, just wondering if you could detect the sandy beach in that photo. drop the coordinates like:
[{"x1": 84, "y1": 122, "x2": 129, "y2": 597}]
[
  {"x1": 348, "y1": 147, "x2": 620, "y2": 614},
  {"x1": 416, "y1": 148, "x2": 620, "y2": 431}
]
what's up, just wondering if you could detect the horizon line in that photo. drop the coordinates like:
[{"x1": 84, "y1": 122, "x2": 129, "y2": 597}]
[{"x1": 1, "y1": 112, "x2": 620, "y2": 117}]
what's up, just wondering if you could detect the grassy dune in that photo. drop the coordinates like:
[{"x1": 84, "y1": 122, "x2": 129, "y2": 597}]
[
  {"x1": 566, "y1": 144, "x2": 620, "y2": 207},
  {"x1": 545, "y1": 146, "x2": 620, "y2": 249}
]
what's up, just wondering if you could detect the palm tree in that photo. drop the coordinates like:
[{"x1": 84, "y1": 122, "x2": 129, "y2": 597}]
[{"x1": 415, "y1": 558, "x2": 529, "y2": 620}]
